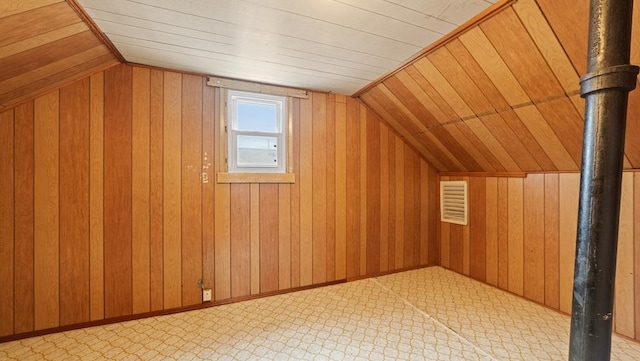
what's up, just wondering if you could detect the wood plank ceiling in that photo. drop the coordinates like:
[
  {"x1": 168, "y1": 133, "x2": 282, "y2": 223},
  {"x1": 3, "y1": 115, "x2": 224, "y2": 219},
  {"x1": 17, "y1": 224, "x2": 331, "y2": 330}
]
[
  {"x1": 75, "y1": 0, "x2": 497, "y2": 95},
  {"x1": 0, "y1": 0, "x2": 119, "y2": 110},
  {"x1": 358, "y1": 0, "x2": 640, "y2": 172}
]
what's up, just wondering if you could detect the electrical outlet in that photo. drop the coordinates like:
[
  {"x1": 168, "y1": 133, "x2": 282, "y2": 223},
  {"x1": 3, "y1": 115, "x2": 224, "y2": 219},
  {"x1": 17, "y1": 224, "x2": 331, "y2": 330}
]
[{"x1": 203, "y1": 288, "x2": 212, "y2": 302}]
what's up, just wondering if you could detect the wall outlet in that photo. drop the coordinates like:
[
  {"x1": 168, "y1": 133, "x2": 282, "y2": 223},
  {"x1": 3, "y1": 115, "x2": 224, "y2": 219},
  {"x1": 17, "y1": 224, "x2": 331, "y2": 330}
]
[{"x1": 203, "y1": 288, "x2": 212, "y2": 302}]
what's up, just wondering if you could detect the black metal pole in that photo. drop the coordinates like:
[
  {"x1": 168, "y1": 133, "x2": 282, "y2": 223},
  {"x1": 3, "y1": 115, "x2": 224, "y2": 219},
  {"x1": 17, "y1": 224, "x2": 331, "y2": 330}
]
[{"x1": 569, "y1": 0, "x2": 638, "y2": 360}]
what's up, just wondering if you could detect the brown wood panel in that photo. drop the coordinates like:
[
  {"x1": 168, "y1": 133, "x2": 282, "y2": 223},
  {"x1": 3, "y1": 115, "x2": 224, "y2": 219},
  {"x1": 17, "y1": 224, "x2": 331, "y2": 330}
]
[
  {"x1": 163, "y1": 71, "x2": 182, "y2": 309},
  {"x1": 34, "y1": 91, "x2": 59, "y2": 330},
  {"x1": 501, "y1": 110, "x2": 557, "y2": 171},
  {"x1": 544, "y1": 173, "x2": 560, "y2": 309},
  {"x1": 558, "y1": 173, "x2": 579, "y2": 314},
  {"x1": 455, "y1": 122, "x2": 505, "y2": 172},
  {"x1": 14, "y1": 103, "x2": 34, "y2": 333},
  {"x1": 507, "y1": 178, "x2": 524, "y2": 296},
  {"x1": 250, "y1": 184, "x2": 260, "y2": 295},
  {"x1": 403, "y1": 147, "x2": 415, "y2": 269},
  {"x1": 383, "y1": 74, "x2": 439, "y2": 128},
  {"x1": 202, "y1": 83, "x2": 216, "y2": 294},
  {"x1": 312, "y1": 93, "x2": 327, "y2": 284},
  {"x1": 230, "y1": 184, "x2": 251, "y2": 298},
  {"x1": 388, "y1": 136, "x2": 397, "y2": 270},
  {"x1": 149, "y1": 69, "x2": 164, "y2": 311},
  {"x1": 290, "y1": 99, "x2": 301, "y2": 287},
  {"x1": 419, "y1": 161, "x2": 429, "y2": 265},
  {"x1": 0, "y1": 109, "x2": 14, "y2": 336},
  {"x1": 480, "y1": 113, "x2": 541, "y2": 171},
  {"x1": 335, "y1": 99, "x2": 347, "y2": 280},
  {"x1": 615, "y1": 173, "x2": 635, "y2": 338},
  {"x1": 214, "y1": 183, "x2": 231, "y2": 300},
  {"x1": 299, "y1": 95, "x2": 313, "y2": 285},
  {"x1": 326, "y1": 97, "x2": 336, "y2": 282},
  {"x1": 89, "y1": 73, "x2": 104, "y2": 320},
  {"x1": 260, "y1": 184, "x2": 279, "y2": 293},
  {"x1": 132, "y1": 67, "x2": 151, "y2": 314},
  {"x1": 104, "y1": 65, "x2": 133, "y2": 318},
  {"x1": 0, "y1": 22, "x2": 86, "y2": 60},
  {"x1": 536, "y1": 98, "x2": 584, "y2": 167},
  {"x1": 413, "y1": 156, "x2": 422, "y2": 267},
  {"x1": 469, "y1": 177, "x2": 486, "y2": 281},
  {"x1": 0, "y1": 0, "x2": 61, "y2": 19},
  {"x1": 635, "y1": 174, "x2": 640, "y2": 339},
  {"x1": 181, "y1": 74, "x2": 203, "y2": 306},
  {"x1": 523, "y1": 174, "x2": 545, "y2": 304},
  {"x1": 465, "y1": 117, "x2": 520, "y2": 172},
  {"x1": 346, "y1": 97, "x2": 360, "y2": 278},
  {"x1": 379, "y1": 124, "x2": 390, "y2": 272},
  {"x1": 359, "y1": 104, "x2": 367, "y2": 275},
  {"x1": 59, "y1": 78, "x2": 90, "y2": 326},
  {"x1": 367, "y1": 115, "x2": 381, "y2": 274},
  {"x1": 430, "y1": 126, "x2": 482, "y2": 171},
  {"x1": 497, "y1": 177, "x2": 509, "y2": 290},
  {"x1": 421, "y1": 131, "x2": 467, "y2": 172},
  {"x1": 485, "y1": 177, "x2": 499, "y2": 286},
  {"x1": 443, "y1": 123, "x2": 495, "y2": 172},
  {"x1": 440, "y1": 222, "x2": 450, "y2": 269},
  {"x1": 0, "y1": 2, "x2": 81, "y2": 48},
  {"x1": 449, "y1": 222, "x2": 463, "y2": 274},
  {"x1": 427, "y1": 164, "x2": 439, "y2": 266},
  {"x1": 394, "y1": 138, "x2": 405, "y2": 269},
  {"x1": 480, "y1": 8, "x2": 564, "y2": 101},
  {"x1": 278, "y1": 185, "x2": 291, "y2": 289}
]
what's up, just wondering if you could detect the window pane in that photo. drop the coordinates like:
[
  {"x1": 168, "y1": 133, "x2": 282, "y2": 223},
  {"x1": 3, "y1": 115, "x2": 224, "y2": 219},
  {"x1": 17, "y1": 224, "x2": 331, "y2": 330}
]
[
  {"x1": 236, "y1": 102, "x2": 278, "y2": 132},
  {"x1": 237, "y1": 135, "x2": 278, "y2": 167}
]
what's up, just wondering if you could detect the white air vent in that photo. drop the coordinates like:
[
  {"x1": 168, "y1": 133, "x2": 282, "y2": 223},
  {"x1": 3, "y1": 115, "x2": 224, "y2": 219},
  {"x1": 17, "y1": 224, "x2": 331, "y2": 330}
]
[{"x1": 440, "y1": 180, "x2": 468, "y2": 225}]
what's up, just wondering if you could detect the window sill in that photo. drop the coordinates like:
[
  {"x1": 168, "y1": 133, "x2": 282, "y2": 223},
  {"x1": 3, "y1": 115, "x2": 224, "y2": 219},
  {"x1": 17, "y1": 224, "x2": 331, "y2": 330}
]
[{"x1": 217, "y1": 172, "x2": 295, "y2": 184}]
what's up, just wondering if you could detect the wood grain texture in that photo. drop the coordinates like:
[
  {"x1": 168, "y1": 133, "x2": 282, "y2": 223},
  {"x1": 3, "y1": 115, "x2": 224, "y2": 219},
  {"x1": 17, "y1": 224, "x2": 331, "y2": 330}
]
[
  {"x1": 290, "y1": 99, "x2": 301, "y2": 288},
  {"x1": 34, "y1": 91, "x2": 59, "y2": 330},
  {"x1": 635, "y1": 174, "x2": 640, "y2": 339},
  {"x1": 312, "y1": 93, "x2": 327, "y2": 283},
  {"x1": 544, "y1": 173, "x2": 560, "y2": 309},
  {"x1": 394, "y1": 138, "x2": 405, "y2": 269},
  {"x1": 615, "y1": 173, "x2": 635, "y2": 338},
  {"x1": 0, "y1": 109, "x2": 14, "y2": 336},
  {"x1": 59, "y1": 78, "x2": 90, "y2": 326},
  {"x1": 299, "y1": 95, "x2": 313, "y2": 285},
  {"x1": 250, "y1": 184, "x2": 260, "y2": 295},
  {"x1": 367, "y1": 114, "x2": 381, "y2": 274},
  {"x1": 388, "y1": 136, "x2": 397, "y2": 270},
  {"x1": 214, "y1": 183, "x2": 231, "y2": 300},
  {"x1": 507, "y1": 178, "x2": 524, "y2": 296},
  {"x1": 335, "y1": 99, "x2": 347, "y2": 280},
  {"x1": 346, "y1": 98, "x2": 360, "y2": 278},
  {"x1": 359, "y1": 105, "x2": 368, "y2": 276},
  {"x1": 558, "y1": 173, "x2": 579, "y2": 314},
  {"x1": 149, "y1": 69, "x2": 164, "y2": 311},
  {"x1": 485, "y1": 177, "x2": 498, "y2": 286},
  {"x1": 14, "y1": 103, "x2": 34, "y2": 333},
  {"x1": 403, "y1": 146, "x2": 415, "y2": 269},
  {"x1": 202, "y1": 82, "x2": 216, "y2": 295},
  {"x1": 260, "y1": 184, "x2": 279, "y2": 293},
  {"x1": 523, "y1": 174, "x2": 545, "y2": 304},
  {"x1": 325, "y1": 96, "x2": 336, "y2": 282},
  {"x1": 278, "y1": 185, "x2": 291, "y2": 289},
  {"x1": 469, "y1": 177, "x2": 486, "y2": 281},
  {"x1": 420, "y1": 161, "x2": 429, "y2": 265},
  {"x1": 497, "y1": 178, "x2": 509, "y2": 291},
  {"x1": 535, "y1": 98, "x2": 584, "y2": 168},
  {"x1": 379, "y1": 124, "x2": 390, "y2": 272},
  {"x1": 230, "y1": 184, "x2": 251, "y2": 298}
]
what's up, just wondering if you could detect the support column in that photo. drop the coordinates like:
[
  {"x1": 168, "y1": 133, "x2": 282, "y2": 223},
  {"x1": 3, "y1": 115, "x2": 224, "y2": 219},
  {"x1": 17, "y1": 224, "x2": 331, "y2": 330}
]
[{"x1": 569, "y1": 0, "x2": 638, "y2": 360}]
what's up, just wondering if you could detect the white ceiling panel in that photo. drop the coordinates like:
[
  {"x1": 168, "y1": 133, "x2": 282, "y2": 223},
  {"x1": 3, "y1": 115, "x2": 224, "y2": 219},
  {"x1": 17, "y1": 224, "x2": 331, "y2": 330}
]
[{"x1": 77, "y1": 0, "x2": 496, "y2": 95}]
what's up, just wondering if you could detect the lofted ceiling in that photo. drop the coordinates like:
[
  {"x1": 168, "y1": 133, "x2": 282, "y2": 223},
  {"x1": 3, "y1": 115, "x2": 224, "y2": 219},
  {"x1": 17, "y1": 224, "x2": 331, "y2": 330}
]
[{"x1": 75, "y1": 0, "x2": 497, "y2": 95}]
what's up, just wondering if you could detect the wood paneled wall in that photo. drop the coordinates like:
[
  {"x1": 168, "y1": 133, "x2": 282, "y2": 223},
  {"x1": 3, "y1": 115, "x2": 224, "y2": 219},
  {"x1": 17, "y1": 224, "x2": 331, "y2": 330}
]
[
  {"x1": 0, "y1": 64, "x2": 438, "y2": 339},
  {"x1": 0, "y1": 0, "x2": 119, "y2": 111},
  {"x1": 439, "y1": 173, "x2": 640, "y2": 342}
]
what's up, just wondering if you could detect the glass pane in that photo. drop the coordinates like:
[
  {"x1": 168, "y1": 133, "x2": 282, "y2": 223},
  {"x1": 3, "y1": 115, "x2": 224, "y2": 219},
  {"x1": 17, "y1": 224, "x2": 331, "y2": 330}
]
[
  {"x1": 237, "y1": 135, "x2": 278, "y2": 167},
  {"x1": 236, "y1": 101, "x2": 278, "y2": 132}
]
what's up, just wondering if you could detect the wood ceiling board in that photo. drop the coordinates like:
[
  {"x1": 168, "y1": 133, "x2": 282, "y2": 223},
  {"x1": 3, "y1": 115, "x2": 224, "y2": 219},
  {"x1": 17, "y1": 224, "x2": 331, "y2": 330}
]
[
  {"x1": 480, "y1": 8, "x2": 564, "y2": 102},
  {"x1": 513, "y1": 105, "x2": 577, "y2": 171},
  {"x1": 442, "y1": 122, "x2": 497, "y2": 172},
  {"x1": 464, "y1": 117, "x2": 521, "y2": 172},
  {"x1": 389, "y1": 0, "x2": 498, "y2": 26},
  {"x1": 404, "y1": 65, "x2": 458, "y2": 123},
  {"x1": 0, "y1": 23, "x2": 88, "y2": 60},
  {"x1": 393, "y1": 70, "x2": 449, "y2": 124},
  {"x1": 623, "y1": 89, "x2": 640, "y2": 168},
  {"x1": 0, "y1": 0, "x2": 62, "y2": 19},
  {"x1": 536, "y1": 97, "x2": 584, "y2": 167},
  {"x1": 454, "y1": 122, "x2": 506, "y2": 172},
  {"x1": 382, "y1": 75, "x2": 440, "y2": 128},
  {"x1": 480, "y1": 112, "x2": 541, "y2": 171},
  {"x1": 513, "y1": 0, "x2": 580, "y2": 93},
  {"x1": 412, "y1": 57, "x2": 474, "y2": 119},
  {"x1": 535, "y1": 0, "x2": 588, "y2": 75},
  {"x1": 0, "y1": 31, "x2": 101, "y2": 83},
  {"x1": 0, "y1": 2, "x2": 81, "y2": 48},
  {"x1": 429, "y1": 125, "x2": 483, "y2": 171},
  {"x1": 422, "y1": 130, "x2": 467, "y2": 172},
  {"x1": 368, "y1": 85, "x2": 427, "y2": 136},
  {"x1": 427, "y1": 46, "x2": 494, "y2": 115},
  {"x1": 500, "y1": 109, "x2": 557, "y2": 171},
  {"x1": 459, "y1": 27, "x2": 530, "y2": 106},
  {"x1": 445, "y1": 38, "x2": 510, "y2": 111}
]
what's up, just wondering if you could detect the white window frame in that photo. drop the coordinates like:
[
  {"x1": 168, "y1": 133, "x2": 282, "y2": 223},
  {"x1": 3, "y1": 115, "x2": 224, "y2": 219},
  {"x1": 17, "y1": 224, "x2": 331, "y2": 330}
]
[{"x1": 227, "y1": 90, "x2": 287, "y2": 174}]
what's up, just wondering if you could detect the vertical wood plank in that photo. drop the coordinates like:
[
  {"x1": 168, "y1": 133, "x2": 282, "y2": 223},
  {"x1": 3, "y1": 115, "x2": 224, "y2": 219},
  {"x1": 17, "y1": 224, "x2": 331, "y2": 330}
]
[
  {"x1": 202, "y1": 82, "x2": 216, "y2": 297},
  {"x1": 312, "y1": 93, "x2": 327, "y2": 283},
  {"x1": 462, "y1": 176, "x2": 471, "y2": 275},
  {"x1": 544, "y1": 173, "x2": 560, "y2": 309},
  {"x1": 615, "y1": 173, "x2": 635, "y2": 338},
  {"x1": 278, "y1": 185, "x2": 291, "y2": 289},
  {"x1": 335, "y1": 98, "x2": 347, "y2": 280},
  {"x1": 325, "y1": 97, "x2": 336, "y2": 282},
  {"x1": 497, "y1": 178, "x2": 509, "y2": 290},
  {"x1": 403, "y1": 147, "x2": 415, "y2": 269},
  {"x1": 181, "y1": 74, "x2": 203, "y2": 306},
  {"x1": 346, "y1": 98, "x2": 360, "y2": 278},
  {"x1": 420, "y1": 161, "x2": 429, "y2": 265},
  {"x1": 379, "y1": 124, "x2": 390, "y2": 272},
  {"x1": 0, "y1": 109, "x2": 14, "y2": 336},
  {"x1": 523, "y1": 174, "x2": 545, "y2": 304},
  {"x1": 367, "y1": 112, "x2": 381, "y2": 274},
  {"x1": 132, "y1": 67, "x2": 151, "y2": 314},
  {"x1": 388, "y1": 136, "x2": 397, "y2": 270},
  {"x1": 450, "y1": 224, "x2": 463, "y2": 274},
  {"x1": 359, "y1": 104, "x2": 367, "y2": 275},
  {"x1": 428, "y1": 164, "x2": 439, "y2": 266},
  {"x1": 634, "y1": 174, "x2": 640, "y2": 339},
  {"x1": 485, "y1": 177, "x2": 498, "y2": 286},
  {"x1": 469, "y1": 177, "x2": 486, "y2": 281},
  {"x1": 14, "y1": 103, "x2": 34, "y2": 333},
  {"x1": 59, "y1": 78, "x2": 90, "y2": 325},
  {"x1": 149, "y1": 69, "x2": 164, "y2": 311},
  {"x1": 260, "y1": 184, "x2": 279, "y2": 293},
  {"x1": 250, "y1": 184, "x2": 260, "y2": 295},
  {"x1": 34, "y1": 92, "x2": 59, "y2": 330},
  {"x1": 231, "y1": 184, "x2": 251, "y2": 297},
  {"x1": 395, "y1": 136, "x2": 405, "y2": 269},
  {"x1": 413, "y1": 160, "x2": 422, "y2": 267},
  {"x1": 104, "y1": 65, "x2": 133, "y2": 318},
  {"x1": 559, "y1": 173, "x2": 579, "y2": 313},
  {"x1": 290, "y1": 99, "x2": 301, "y2": 287},
  {"x1": 507, "y1": 178, "x2": 524, "y2": 296},
  {"x1": 299, "y1": 95, "x2": 313, "y2": 285},
  {"x1": 214, "y1": 183, "x2": 231, "y2": 300},
  {"x1": 163, "y1": 71, "x2": 182, "y2": 309}
]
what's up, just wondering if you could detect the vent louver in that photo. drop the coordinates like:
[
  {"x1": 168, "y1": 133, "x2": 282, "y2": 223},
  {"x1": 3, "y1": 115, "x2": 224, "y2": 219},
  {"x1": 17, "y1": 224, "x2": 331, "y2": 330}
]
[{"x1": 440, "y1": 181, "x2": 468, "y2": 225}]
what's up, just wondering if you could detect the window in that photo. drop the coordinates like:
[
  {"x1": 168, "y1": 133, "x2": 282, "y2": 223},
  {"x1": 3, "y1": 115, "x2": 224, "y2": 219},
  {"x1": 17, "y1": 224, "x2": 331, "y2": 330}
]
[{"x1": 227, "y1": 90, "x2": 287, "y2": 173}]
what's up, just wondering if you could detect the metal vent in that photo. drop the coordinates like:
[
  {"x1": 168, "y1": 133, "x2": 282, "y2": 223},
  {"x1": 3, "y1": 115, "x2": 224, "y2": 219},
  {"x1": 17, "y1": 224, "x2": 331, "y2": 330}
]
[{"x1": 440, "y1": 181, "x2": 468, "y2": 225}]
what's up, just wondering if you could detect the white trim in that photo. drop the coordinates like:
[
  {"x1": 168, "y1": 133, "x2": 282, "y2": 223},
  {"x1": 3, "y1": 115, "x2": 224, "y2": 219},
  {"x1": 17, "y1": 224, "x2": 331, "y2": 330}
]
[{"x1": 440, "y1": 180, "x2": 468, "y2": 225}]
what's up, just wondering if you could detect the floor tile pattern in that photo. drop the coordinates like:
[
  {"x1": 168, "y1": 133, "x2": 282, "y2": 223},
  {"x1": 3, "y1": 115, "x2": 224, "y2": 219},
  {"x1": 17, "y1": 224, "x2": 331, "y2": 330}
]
[{"x1": 1, "y1": 267, "x2": 639, "y2": 360}]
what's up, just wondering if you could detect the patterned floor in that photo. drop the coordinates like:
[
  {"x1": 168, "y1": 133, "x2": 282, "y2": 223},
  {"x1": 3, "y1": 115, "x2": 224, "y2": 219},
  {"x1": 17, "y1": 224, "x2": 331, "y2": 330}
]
[{"x1": 1, "y1": 267, "x2": 639, "y2": 360}]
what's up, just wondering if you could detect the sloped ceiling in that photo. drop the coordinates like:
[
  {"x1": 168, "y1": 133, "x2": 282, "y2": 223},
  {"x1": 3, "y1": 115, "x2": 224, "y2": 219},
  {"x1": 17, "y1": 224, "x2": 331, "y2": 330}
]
[
  {"x1": 0, "y1": 0, "x2": 119, "y2": 110},
  {"x1": 358, "y1": 0, "x2": 640, "y2": 172}
]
